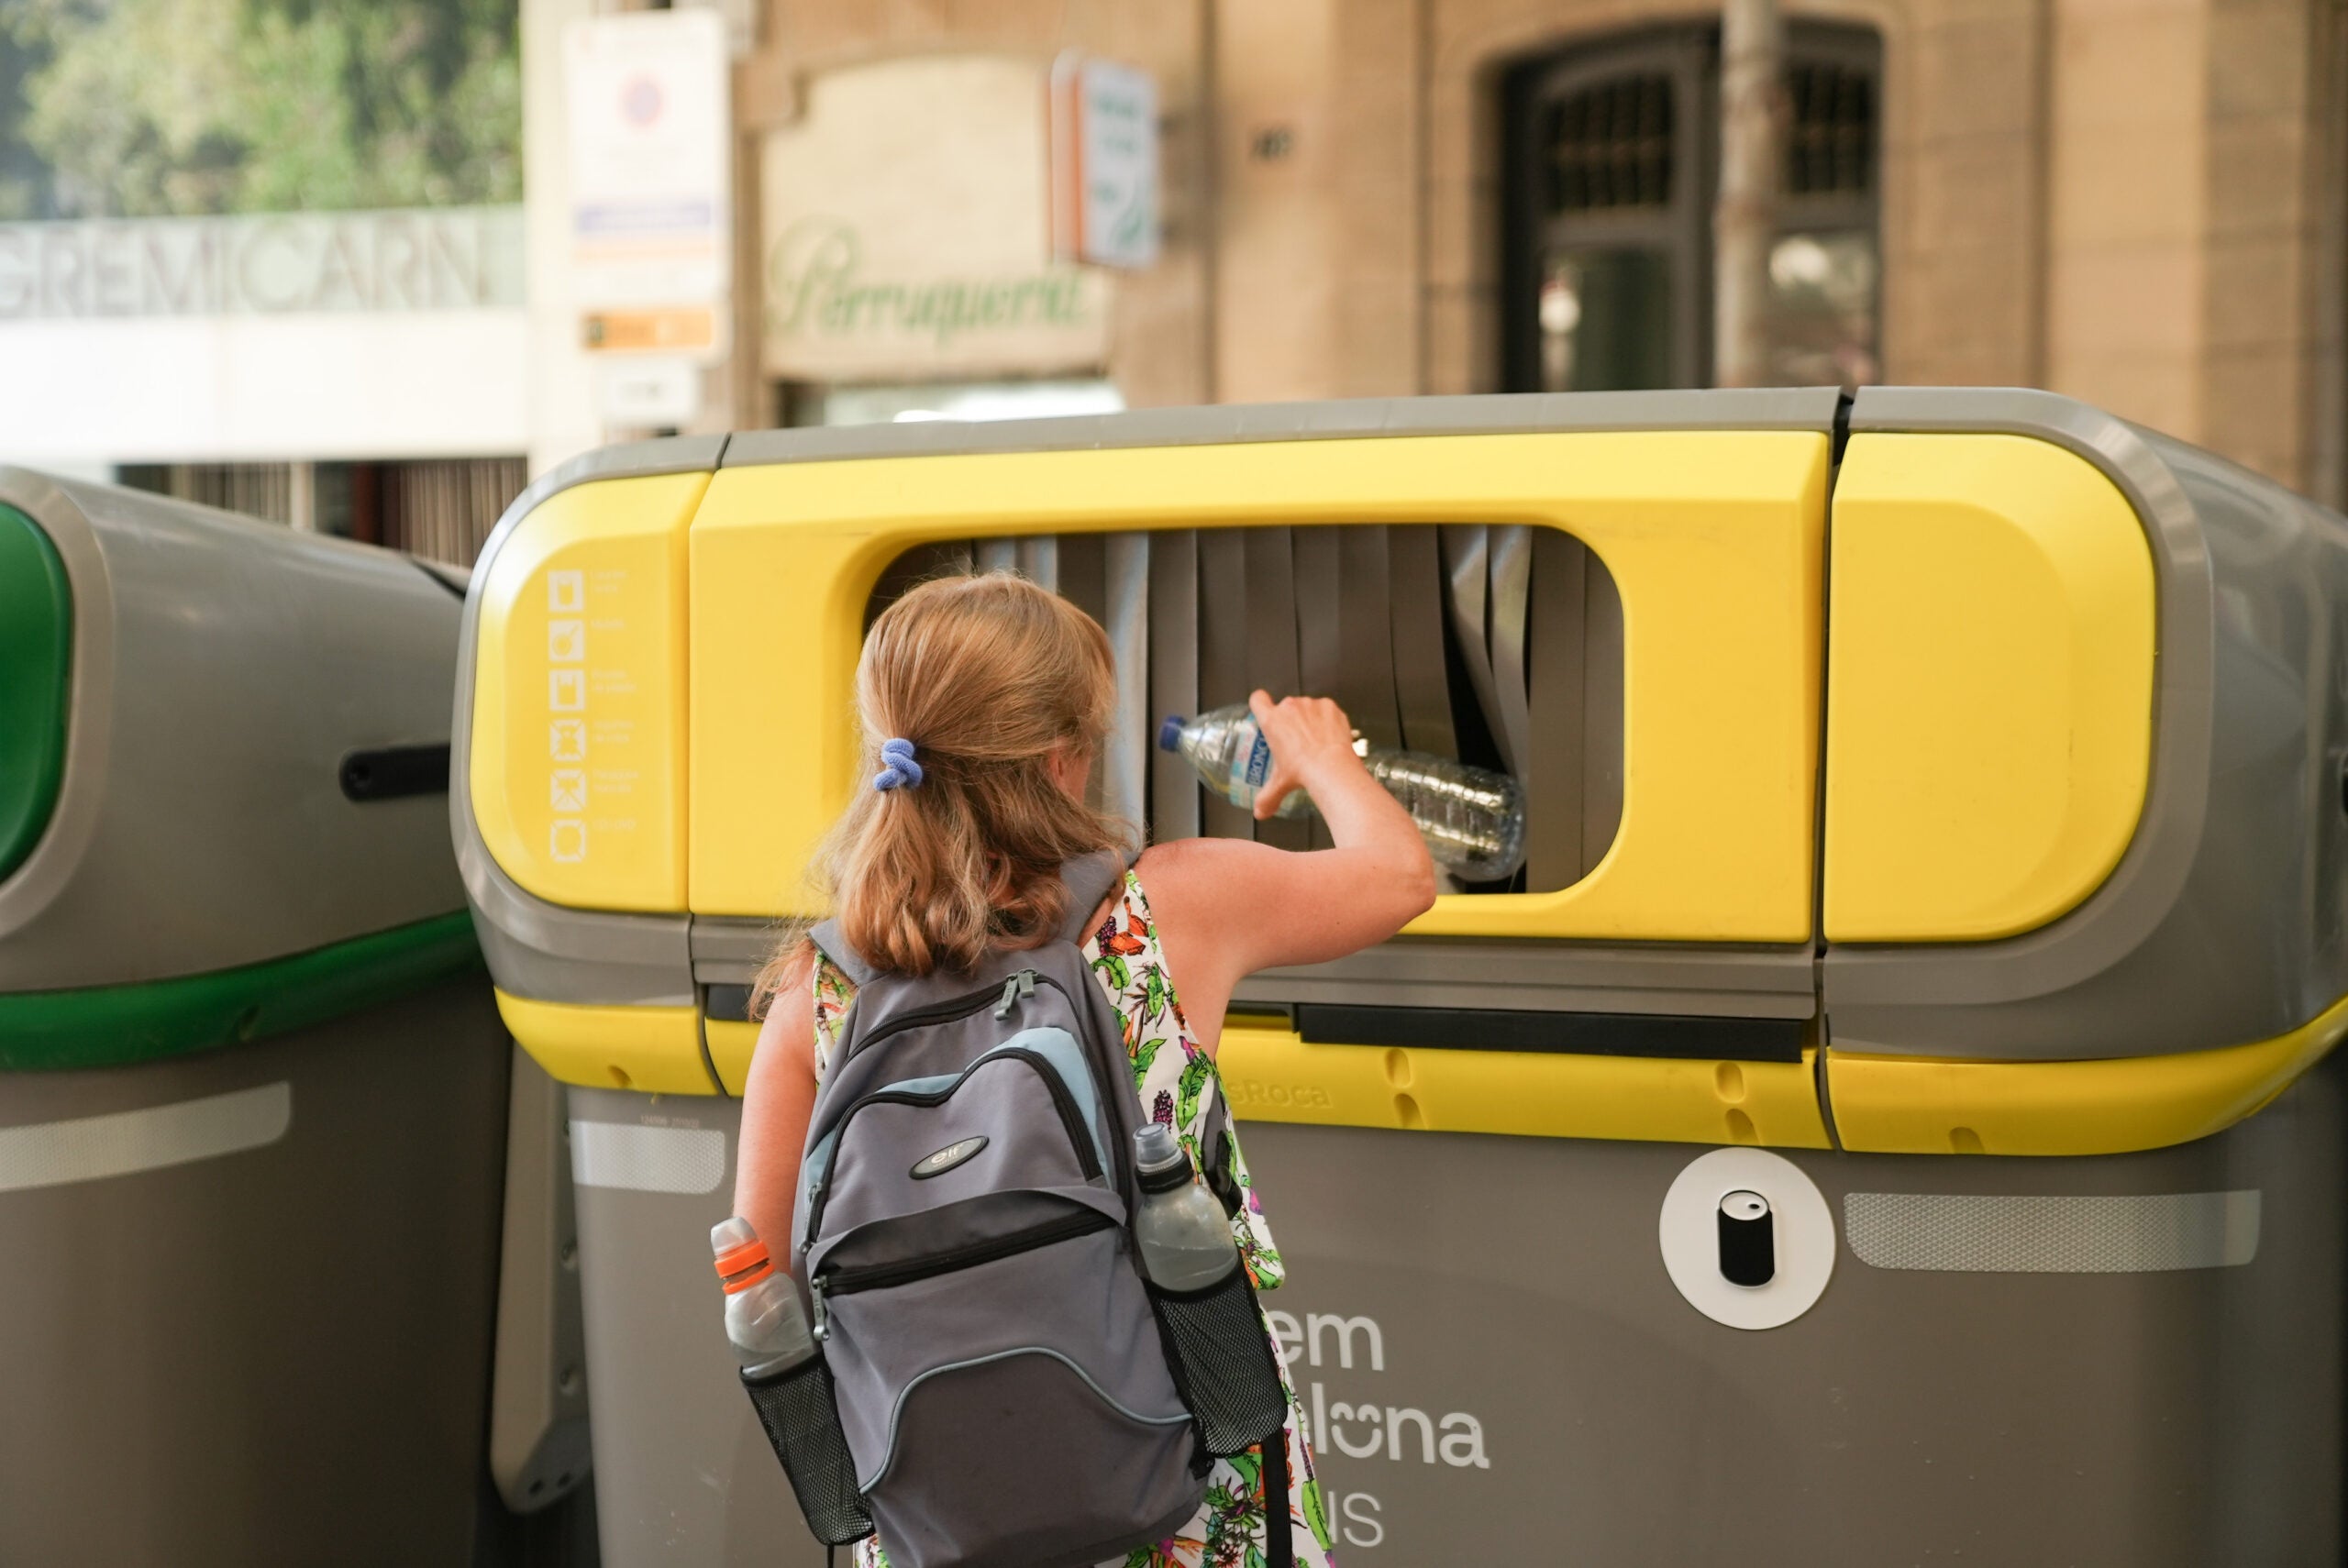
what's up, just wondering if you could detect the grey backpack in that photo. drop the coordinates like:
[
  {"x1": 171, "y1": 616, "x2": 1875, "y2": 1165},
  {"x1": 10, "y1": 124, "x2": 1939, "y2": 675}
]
[{"x1": 777, "y1": 851, "x2": 1288, "y2": 1568}]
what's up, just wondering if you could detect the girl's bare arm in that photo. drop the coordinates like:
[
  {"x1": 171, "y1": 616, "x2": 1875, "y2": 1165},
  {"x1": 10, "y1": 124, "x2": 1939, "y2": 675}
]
[
  {"x1": 733, "y1": 948, "x2": 819, "y2": 1256},
  {"x1": 1138, "y1": 690, "x2": 1438, "y2": 1051}
]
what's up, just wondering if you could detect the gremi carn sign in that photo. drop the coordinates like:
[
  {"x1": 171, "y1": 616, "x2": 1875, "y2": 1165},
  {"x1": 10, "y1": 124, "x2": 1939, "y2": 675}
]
[{"x1": 0, "y1": 205, "x2": 525, "y2": 320}]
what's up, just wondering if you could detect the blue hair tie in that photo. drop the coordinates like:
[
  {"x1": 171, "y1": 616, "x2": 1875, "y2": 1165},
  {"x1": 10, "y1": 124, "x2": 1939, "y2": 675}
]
[{"x1": 874, "y1": 736, "x2": 924, "y2": 792}]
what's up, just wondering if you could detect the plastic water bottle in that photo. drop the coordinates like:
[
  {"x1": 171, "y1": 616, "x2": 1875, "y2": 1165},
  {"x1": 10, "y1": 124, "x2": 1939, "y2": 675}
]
[
  {"x1": 712, "y1": 1217, "x2": 818, "y2": 1375},
  {"x1": 1131, "y1": 1124, "x2": 1240, "y2": 1293},
  {"x1": 1157, "y1": 704, "x2": 1528, "y2": 881}
]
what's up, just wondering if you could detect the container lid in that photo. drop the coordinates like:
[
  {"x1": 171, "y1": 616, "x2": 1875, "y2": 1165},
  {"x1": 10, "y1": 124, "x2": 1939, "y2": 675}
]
[{"x1": 0, "y1": 505, "x2": 69, "y2": 885}]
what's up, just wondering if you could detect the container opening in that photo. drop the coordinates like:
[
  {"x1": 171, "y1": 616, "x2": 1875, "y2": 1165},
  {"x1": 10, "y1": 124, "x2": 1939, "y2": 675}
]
[{"x1": 865, "y1": 524, "x2": 1625, "y2": 893}]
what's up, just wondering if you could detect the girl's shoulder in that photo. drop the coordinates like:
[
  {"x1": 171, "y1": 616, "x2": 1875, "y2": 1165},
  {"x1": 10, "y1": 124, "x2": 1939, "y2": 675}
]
[
  {"x1": 1132, "y1": 834, "x2": 1257, "y2": 903},
  {"x1": 1131, "y1": 834, "x2": 1297, "y2": 938}
]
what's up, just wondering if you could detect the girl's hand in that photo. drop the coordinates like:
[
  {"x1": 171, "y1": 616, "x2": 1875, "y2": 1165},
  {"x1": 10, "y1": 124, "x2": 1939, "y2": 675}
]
[{"x1": 1248, "y1": 690, "x2": 1360, "y2": 821}]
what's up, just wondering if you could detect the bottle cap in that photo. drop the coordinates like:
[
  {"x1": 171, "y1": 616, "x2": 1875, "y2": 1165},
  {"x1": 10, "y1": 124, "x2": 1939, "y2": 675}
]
[
  {"x1": 711, "y1": 1216, "x2": 775, "y2": 1292},
  {"x1": 1134, "y1": 1122, "x2": 1180, "y2": 1167},
  {"x1": 1157, "y1": 715, "x2": 1186, "y2": 753},
  {"x1": 1133, "y1": 1123, "x2": 1194, "y2": 1192}
]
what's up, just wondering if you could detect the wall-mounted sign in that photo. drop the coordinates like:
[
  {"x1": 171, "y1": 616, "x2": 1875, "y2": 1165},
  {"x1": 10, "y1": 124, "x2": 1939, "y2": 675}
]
[
  {"x1": 596, "y1": 357, "x2": 703, "y2": 427},
  {"x1": 564, "y1": 9, "x2": 730, "y2": 359},
  {"x1": 760, "y1": 55, "x2": 1110, "y2": 382},
  {"x1": 1048, "y1": 55, "x2": 1160, "y2": 270},
  {"x1": 0, "y1": 207, "x2": 523, "y2": 321},
  {"x1": 0, "y1": 208, "x2": 528, "y2": 462}
]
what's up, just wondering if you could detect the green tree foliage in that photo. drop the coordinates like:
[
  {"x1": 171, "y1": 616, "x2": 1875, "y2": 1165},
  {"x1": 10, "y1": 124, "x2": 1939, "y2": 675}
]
[{"x1": 1, "y1": 0, "x2": 519, "y2": 219}]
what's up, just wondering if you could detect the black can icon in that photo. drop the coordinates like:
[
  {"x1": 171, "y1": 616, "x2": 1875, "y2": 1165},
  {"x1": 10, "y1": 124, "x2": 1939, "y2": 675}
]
[{"x1": 1717, "y1": 1189, "x2": 1775, "y2": 1286}]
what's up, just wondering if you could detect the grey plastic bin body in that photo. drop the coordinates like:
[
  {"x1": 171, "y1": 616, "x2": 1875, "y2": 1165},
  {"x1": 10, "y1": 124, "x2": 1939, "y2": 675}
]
[
  {"x1": 0, "y1": 471, "x2": 565, "y2": 1566},
  {"x1": 460, "y1": 392, "x2": 2348, "y2": 1566},
  {"x1": 1240, "y1": 1089, "x2": 2342, "y2": 1562},
  {"x1": 563, "y1": 1089, "x2": 2341, "y2": 1566},
  {"x1": 567, "y1": 1091, "x2": 816, "y2": 1568}
]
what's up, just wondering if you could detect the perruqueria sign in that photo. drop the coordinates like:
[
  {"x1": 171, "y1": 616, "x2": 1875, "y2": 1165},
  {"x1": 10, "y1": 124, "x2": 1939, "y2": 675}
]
[
  {"x1": 0, "y1": 206, "x2": 525, "y2": 320},
  {"x1": 760, "y1": 56, "x2": 1113, "y2": 381},
  {"x1": 766, "y1": 219, "x2": 1094, "y2": 351}
]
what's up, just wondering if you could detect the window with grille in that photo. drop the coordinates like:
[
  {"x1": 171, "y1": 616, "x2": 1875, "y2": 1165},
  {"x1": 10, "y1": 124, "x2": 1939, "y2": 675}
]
[
  {"x1": 1787, "y1": 61, "x2": 1874, "y2": 197},
  {"x1": 1503, "y1": 23, "x2": 1883, "y2": 393},
  {"x1": 1545, "y1": 74, "x2": 1675, "y2": 215}
]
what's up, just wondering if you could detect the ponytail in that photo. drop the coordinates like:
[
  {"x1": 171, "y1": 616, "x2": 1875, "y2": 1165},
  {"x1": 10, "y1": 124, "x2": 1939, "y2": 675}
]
[{"x1": 753, "y1": 571, "x2": 1125, "y2": 1010}]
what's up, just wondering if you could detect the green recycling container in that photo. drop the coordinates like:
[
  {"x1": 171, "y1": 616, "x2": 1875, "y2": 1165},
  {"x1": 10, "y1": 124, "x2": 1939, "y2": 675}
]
[{"x1": 0, "y1": 469, "x2": 570, "y2": 1565}]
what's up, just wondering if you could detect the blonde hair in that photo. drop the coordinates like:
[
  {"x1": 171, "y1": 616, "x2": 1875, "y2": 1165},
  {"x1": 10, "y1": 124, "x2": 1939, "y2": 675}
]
[{"x1": 753, "y1": 571, "x2": 1125, "y2": 1007}]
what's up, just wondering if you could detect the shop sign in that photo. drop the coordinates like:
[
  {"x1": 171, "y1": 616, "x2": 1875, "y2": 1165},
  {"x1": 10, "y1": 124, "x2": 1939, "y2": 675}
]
[
  {"x1": 1048, "y1": 55, "x2": 1160, "y2": 270},
  {"x1": 564, "y1": 8, "x2": 731, "y2": 359},
  {"x1": 0, "y1": 207, "x2": 523, "y2": 320},
  {"x1": 761, "y1": 55, "x2": 1110, "y2": 381}
]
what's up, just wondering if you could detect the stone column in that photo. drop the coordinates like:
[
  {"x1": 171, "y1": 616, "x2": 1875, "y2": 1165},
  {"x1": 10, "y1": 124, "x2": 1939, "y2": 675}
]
[{"x1": 1715, "y1": 0, "x2": 1786, "y2": 388}]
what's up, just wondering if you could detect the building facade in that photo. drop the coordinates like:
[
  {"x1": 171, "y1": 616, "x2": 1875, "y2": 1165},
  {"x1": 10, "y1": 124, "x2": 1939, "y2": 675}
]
[
  {"x1": 7, "y1": 0, "x2": 2337, "y2": 551},
  {"x1": 529, "y1": 0, "x2": 2342, "y2": 504}
]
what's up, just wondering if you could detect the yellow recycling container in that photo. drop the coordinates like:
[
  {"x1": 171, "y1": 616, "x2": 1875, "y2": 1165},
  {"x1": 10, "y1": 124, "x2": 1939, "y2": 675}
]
[{"x1": 458, "y1": 390, "x2": 2348, "y2": 1565}]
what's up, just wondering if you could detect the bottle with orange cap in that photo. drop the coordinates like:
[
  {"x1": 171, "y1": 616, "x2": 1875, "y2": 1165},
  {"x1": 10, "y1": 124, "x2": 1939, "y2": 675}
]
[
  {"x1": 716, "y1": 1216, "x2": 874, "y2": 1546},
  {"x1": 711, "y1": 1216, "x2": 817, "y2": 1375}
]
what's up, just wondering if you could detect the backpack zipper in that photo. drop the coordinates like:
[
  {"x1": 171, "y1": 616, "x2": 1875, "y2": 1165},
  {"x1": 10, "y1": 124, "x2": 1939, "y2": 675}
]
[
  {"x1": 804, "y1": 1046, "x2": 1102, "y2": 1244},
  {"x1": 992, "y1": 968, "x2": 1036, "y2": 1018},
  {"x1": 819, "y1": 1207, "x2": 1115, "y2": 1301},
  {"x1": 843, "y1": 968, "x2": 1070, "y2": 1064}
]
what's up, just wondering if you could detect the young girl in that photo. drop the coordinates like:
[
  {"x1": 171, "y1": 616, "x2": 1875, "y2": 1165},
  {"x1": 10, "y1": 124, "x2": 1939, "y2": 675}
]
[{"x1": 735, "y1": 570, "x2": 1436, "y2": 1567}]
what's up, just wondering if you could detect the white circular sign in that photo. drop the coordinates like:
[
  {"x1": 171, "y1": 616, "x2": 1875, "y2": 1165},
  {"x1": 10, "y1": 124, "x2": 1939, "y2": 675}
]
[{"x1": 1658, "y1": 1147, "x2": 1836, "y2": 1330}]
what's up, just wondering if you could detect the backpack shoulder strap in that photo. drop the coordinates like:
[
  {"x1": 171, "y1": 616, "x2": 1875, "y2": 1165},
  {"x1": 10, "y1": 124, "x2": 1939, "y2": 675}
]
[
  {"x1": 806, "y1": 919, "x2": 881, "y2": 989},
  {"x1": 1057, "y1": 846, "x2": 1140, "y2": 944}
]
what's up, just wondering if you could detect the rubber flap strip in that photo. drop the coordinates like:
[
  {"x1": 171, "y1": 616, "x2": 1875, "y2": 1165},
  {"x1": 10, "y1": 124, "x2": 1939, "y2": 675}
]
[{"x1": 1295, "y1": 1002, "x2": 1806, "y2": 1064}]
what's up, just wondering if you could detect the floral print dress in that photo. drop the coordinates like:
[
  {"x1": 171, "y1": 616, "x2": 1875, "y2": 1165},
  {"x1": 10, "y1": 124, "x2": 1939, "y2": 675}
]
[{"x1": 810, "y1": 869, "x2": 1336, "y2": 1568}]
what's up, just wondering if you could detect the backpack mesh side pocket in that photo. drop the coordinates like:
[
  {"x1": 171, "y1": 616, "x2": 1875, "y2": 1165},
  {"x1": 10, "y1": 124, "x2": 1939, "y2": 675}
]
[
  {"x1": 741, "y1": 1355, "x2": 874, "y2": 1546},
  {"x1": 1150, "y1": 1269, "x2": 1290, "y2": 1457}
]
